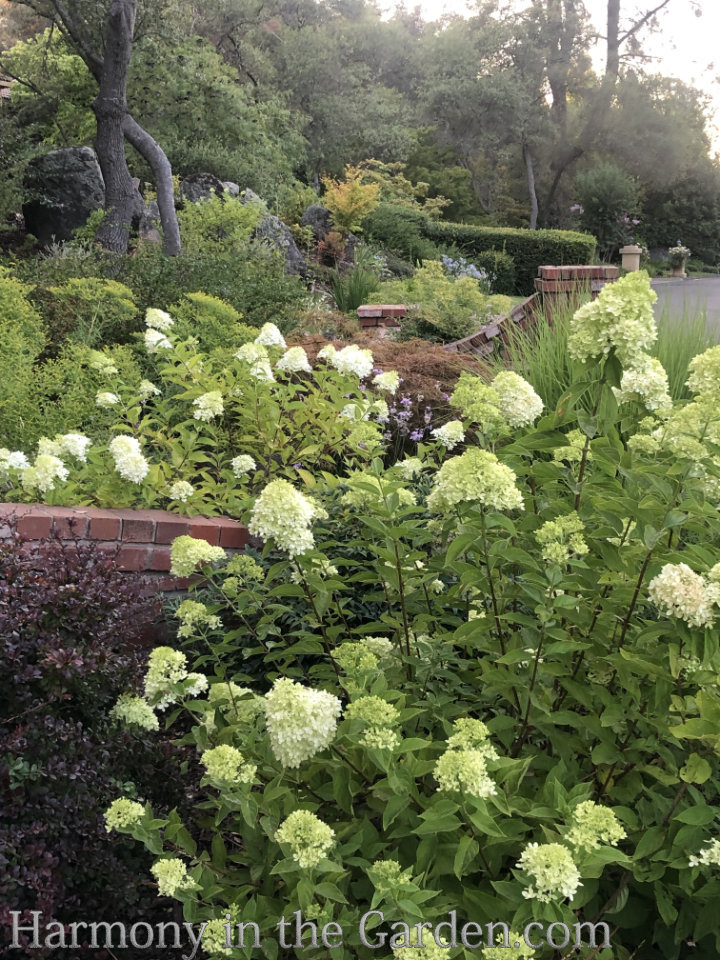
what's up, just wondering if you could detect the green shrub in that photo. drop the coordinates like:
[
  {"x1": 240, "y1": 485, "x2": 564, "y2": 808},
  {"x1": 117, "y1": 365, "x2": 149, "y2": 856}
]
[
  {"x1": 473, "y1": 249, "x2": 516, "y2": 296},
  {"x1": 369, "y1": 260, "x2": 495, "y2": 343},
  {"x1": 177, "y1": 194, "x2": 264, "y2": 255},
  {"x1": 423, "y1": 220, "x2": 596, "y2": 296},
  {"x1": 170, "y1": 292, "x2": 259, "y2": 354},
  {"x1": 363, "y1": 203, "x2": 595, "y2": 295},
  {"x1": 12, "y1": 243, "x2": 308, "y2": 330},
  {"x1": 32, "y1": 276, "x2": 139, "y2": 353},
  {"x1": 653, "y1": 303, "x2": 719, "y2": 401},
  {"x1": 101, "y1": 273, "x2": 720, "y2": 960},
  {"x1": 362, "y1": 203, "x2": 439, "y2": 264},
  {"x1": 332, "y1": 267, "x2": 380, "y2": 313}
]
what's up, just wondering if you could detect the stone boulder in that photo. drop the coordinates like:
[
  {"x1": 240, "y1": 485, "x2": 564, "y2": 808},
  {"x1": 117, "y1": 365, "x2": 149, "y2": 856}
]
[
  {"x1": 300, "y1": 204, "x2": 333, "y2": 241},
  {"x1": 241, "y1": 188, "x2": 268, "y2": 214},
  {"x1": 179, "y1": 172, "x2": 226, "y2": 203},
  {"x1": 22, "y1": 146, "x2": 106, "y2": 245},
  {"x1": 253, "y1": 214, "x2": 307, "y2": 277},
  {"x1": 222, "y1": 181, "x2": 240, "y2": 198}
]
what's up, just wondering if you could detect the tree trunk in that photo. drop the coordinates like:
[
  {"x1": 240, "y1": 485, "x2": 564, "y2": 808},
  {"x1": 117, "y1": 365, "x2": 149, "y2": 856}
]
[
  {"x1": 606, "y1": 0, "x2": 621, "y2": 79},
  {"x1": 92, "y1": 0, "x2": 140, "y2": 254},
  {"x1": 123, "y1": 114, "x2": 181, "y2": 256},
  {"x1": 523, "y1": 141, "x2": 538, "y2": 230}
]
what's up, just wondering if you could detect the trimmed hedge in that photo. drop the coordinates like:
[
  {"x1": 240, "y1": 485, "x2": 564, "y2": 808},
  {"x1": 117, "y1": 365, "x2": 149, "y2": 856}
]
[
  {"x1": 363, "y1": 203, "x2": 597, "y2": 296},
  {"x1": 473, "y1": 249, "x2": 516, "y2": 297},
  {"x1": 423, "y1": 221, "x2": 596, "y2": 295}
]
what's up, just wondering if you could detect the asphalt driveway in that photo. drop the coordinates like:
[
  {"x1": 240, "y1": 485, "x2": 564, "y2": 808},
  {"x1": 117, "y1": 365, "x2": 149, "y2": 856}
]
[{"x1": 651, "y1": 277, "x2": 720, "y2": 336}]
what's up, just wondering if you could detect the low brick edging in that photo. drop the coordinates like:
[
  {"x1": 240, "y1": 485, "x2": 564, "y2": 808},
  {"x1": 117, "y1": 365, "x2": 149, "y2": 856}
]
[{"x1": 0, "y1": 504, "x2": 249, "y2": 592}]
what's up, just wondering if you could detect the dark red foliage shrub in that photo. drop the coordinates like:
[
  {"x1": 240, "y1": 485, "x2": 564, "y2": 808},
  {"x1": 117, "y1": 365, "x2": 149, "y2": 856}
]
[{"x1": 0, "y1": 529, "x2": 187, "y2": 958}]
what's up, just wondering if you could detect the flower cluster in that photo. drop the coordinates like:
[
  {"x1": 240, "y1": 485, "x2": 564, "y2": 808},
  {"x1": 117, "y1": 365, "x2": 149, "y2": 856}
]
[
  {"x1": 491, "y1": 372, "x2": 544, "y2": 429},
  {"x1": 168, "y1": 480, "x2": 194, "y2": 502},
  {"x1": 254, "y1": 322, "x2": 286, "y2": 348},
  {"x1": 428, "y1": 448, "x2": 524, "y2": 513},
  {"x1": 21, "y1": 454, "x2": 68, "y2": 493},
  {"x1": 144, "y1": 328, "x2": 172, "y2": 353},
  {"x1": 393, "y1": 927, "x2": 452, "y2": 960},
  {"x1": 535, "y1": 513, "x2": 589, "y2": 565},
  {"x1": 169, "y1": 535, "x2": 226, "y2": 577},
  {"x1": 434, "y1": 749, "x2": 496, "y2": 799},
  {"x1": 396, "y1": 457, "x2": 424, "y2": 480},
  {"x1": 441, "y1": 254, "x2": 488, "y2": 282},
  {"x1": 104, "y1": 798, "x2": 145, "y2": 833},
  {"x1": 110, "y1": 693, "x2": 159, "y2": 731},
  {"x1": 335, "y1": 642, "x2": 379, "y2": 676},
  {"x1": 96, "y1": 391, "x2": 120, "y2": 408},
  {"x1": 687, "y1": 344, "x2": 720, "y2": 400},
  {"x1": 482, "y1": 932, "x2": 535, "y2": 959},
  {"x1": 515, "y1": 842, "x2": 581, "y2": 902},
  {"x1": 248, "y1": 479, "x2": 327, "y2": 556},
  {"x1": 648, "y1": 562, "x2": 718, "y2": 628},
  {"x1": 326, "y1": 344, "x2": 374, "y2": 379},
  {"x1": 235, "y1": 342, "x2": 275, "y2": 382},
  {"x1": 568, "y1": 271, "x2": 657, "y2": 366},
  {"x1": 37, "y1": 433, "x2": 92, "y2": 462},
  {"x1": 175, "y1": 600, "x2": 222, "y2": 638},
  {"x1": 368, "y1": 860, "x2": 413, "y2": 890},
  {"x1": 138, "y1": 379, "x2": 161, "y2": 400},
  {"x1": 277, "y1": 346, "x2": 312, "y2": 374},
  {"x1": 360, "y1": 636, "x2": 394, "y2": 659},
  {"x1": 0, "y1": 448, "x2": 29, "y2": 473},
  {"x1": 565, "y1": 801, "x2": 626, "y2": 851},
  {"x1": 372, "y1": 370, "x2": 400, "y2": 394},
  {"x1": 689, "y1": 839, "x2": 720, "y2": 868},
  {"x1": 345, "y1": 695, "x2": 401, "y2": 750},
  {"x1": 431, "y1": 420, "x2": 465, "y2": 450},
  {"x1": 201, "y1": 744, "x2": 256, "y2": 785},
  {"x1": 231, "y1": 454, "x2": 257, "y2": 477},
  {"x1": 275, "y1": 810, "x2": 335, "y2": 868},
  {"x1": 614, "y1": 355, "x2": 672, "y2": 412},
  {"x1": 146, "y1": 308, "x2": 174, "y2": 331},
  {"x1": 150, "y1": 858, "x2": 195, "y2": 898},
  {"x1": 446, "y1": 718, "x2": 498, "y2": 760},
  {"x1": 553, "y1": 429, "x2": 591, "y2": 466},
  {"x1": 108, "y1": 435, "x2": 149, "y2": 484},
  {"x1": 192, "y1": 390, "x2": 224, "y2": 422},
  {"x1": 207, "y1": 681, "x2": 263, "y2": 723},
  {"x1": 264, "y1": 677, "x2": 342, "y2": 767},
  {"x1": 144, "y1": 646, "x2": 192, "y2": 709}
]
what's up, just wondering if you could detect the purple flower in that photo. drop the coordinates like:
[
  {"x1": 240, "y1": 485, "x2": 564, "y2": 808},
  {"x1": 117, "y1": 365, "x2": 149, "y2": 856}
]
[
  {"x1": 372, "y1": 367, "x2": 383, "y2": 375},
  {"x1": 400, "y1": 397, "x2": 412, "y2": 408},
  {"x1": 632, "y1": 219, "x2": 640, "y2": 226},
  {"x1": 293, "y1": 462, "x2": 303, "y2": 470},
  {"x1": 441, "y1": 392, "x2": 450, "y2": 402},
  {"x1": 410, "y1": 429, "x2": 425, "y2": 441}
]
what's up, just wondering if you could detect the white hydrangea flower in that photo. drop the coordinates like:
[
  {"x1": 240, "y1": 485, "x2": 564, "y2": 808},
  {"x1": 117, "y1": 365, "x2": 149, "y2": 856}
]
[
  {"x1": 372, "y1": 371, "x2": 400, "y2": 394},
  {"x1": 491, "y1": 371, "x2": 544, "y2": 428},
  {"x1": 168, "y1": 480, "x2": 194, "y2": 502},
  {"x1": 434, "y1": 749, "x2": 497, "y2": 799},
  {"x1": 21, "y1": 455, "x2": 69, "y2": 493},
  {"x1": 396, "y1": 457, "x2": 424, "y2": 480},
  {"x1": 145, "y1": 308, "x2": 174, "y2": 331},
  {"x1": 516, "y1": 842, "x2": 581, "y2": 902},
  {"x1": 277, "y1": 347, "x2": 312, "y2": 374},
  {"x1": 648, "y1": 562, "x2": 716, "y2": 629},
  {"x1": 144, "y1": 328, "x2": 172, "y2": 353},
  {"x1": 687, "y1": 344, "x2": 720, "y2": 399},
  {"x1": 613, "y1": 354, "x2": 672, "y2": 413},
  {"x1": 235, "y1": 342, "x2": 275, "y2": 382},
  {"x1": 96, "y1": 391, "x2": 120, "y2": 408},
  {"x1": 264, "y1": 677, "x2": 342, "y2": 767},
  {"x1": 248, "y1": 479, "x2": 327, "y2": 556},
  {"x1": 428, "y1": 448, "x2": 524, "y2": 513},
  {"x1": 566, "y1": 801, "x2": 626, "y2": 851},
  {"x1": 0, "y1": 449, "x2": 30, "y2": 472},
  {"x1": 431, "y1": 421, "x2": 465, "y2": 450},
  {"x1": 54, "y1": 433, "x2": 91, "y2": 462},
  {"x1": 108, "y1": 435, "x2": 149, "y2": 484},
  {"x1": 138, "y1": 379, "x2": 161, "y2": 400},
  {"x1": 192, "y1": 390, "x2": 224, "y2": 422},
  {"x1": 254, "y1": 322, "x2": 286, "y2": 348},
  {"x1": 231, "y1": 454, "x2": 257, "y2": 477},
  {"x1": 689, "y1": 839, "x2": 720, "y2": 868},
  {"x1": 330, "y1": 345, "x2": 374, "y2": 379},
  {"x1": 317, "y1": 344, "x2": 337, "y2": 361}
]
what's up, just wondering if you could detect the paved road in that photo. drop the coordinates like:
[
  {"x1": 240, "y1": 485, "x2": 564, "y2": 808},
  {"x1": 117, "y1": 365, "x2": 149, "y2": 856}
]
[{"x1": 651, "y1": 277, "x2": 720, "y2": 336}]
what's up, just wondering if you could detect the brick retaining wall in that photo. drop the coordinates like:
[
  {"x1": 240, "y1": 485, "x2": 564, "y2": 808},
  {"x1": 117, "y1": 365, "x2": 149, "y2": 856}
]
[{"x1": 0, "y1": 503, "x2": 249, "y2": 593}]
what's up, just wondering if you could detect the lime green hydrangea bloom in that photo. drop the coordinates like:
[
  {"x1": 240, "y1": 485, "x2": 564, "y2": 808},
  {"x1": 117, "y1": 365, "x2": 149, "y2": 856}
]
[
  {"x1": 175, "y1": 600, "x2": 221, "y2": 638},
  {"x1": 428, "y1": 448, "x2": 524, "y2": 513},
  {"x1": 515, "y1": 842, "x2": 581, "y2": 902},
  {"x1": 170, "y1": 535, "x2": 226, "y2": 577},
  {"x1": 535, "y1": 513, "x2": 589, "y2": 565},
  {"x1": 110, "y1": 693, "x2": 158, "y2": 731},
  {"x1": 104, "y1": 798, "x2": 145, "y2": 833},
  {"x1": 275, "y1": 810, "x2": 335, "y2": 868},
  {"x1": 150, "y1": 858, "x2": 195, "y2": 898},
  {"x1": 565, "y1": 800, "x2": 626, "y2": 851},
  {"x1": 201, "y1": 744, "x2": 256, "y2": 785},
  {"x1": 434, "y1": 749, "x2": 496, "y2": 799}
]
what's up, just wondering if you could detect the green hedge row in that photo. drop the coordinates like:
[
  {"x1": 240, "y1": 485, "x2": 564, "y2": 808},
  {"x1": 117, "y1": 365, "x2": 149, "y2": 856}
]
[{"x1": 363, "y1": 203, "x2": 597, "y2": 296}]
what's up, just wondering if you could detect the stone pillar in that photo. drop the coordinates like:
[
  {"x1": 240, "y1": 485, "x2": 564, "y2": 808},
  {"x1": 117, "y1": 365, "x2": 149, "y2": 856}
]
[{"x1": 620, "y1": 245, "x2": 642, "y2": 272}]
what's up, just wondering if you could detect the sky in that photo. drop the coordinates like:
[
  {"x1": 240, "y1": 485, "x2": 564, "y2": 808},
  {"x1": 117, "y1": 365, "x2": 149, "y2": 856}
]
[{"x1": 379, "y1": 0, "x2": 720, "y2": 145}]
